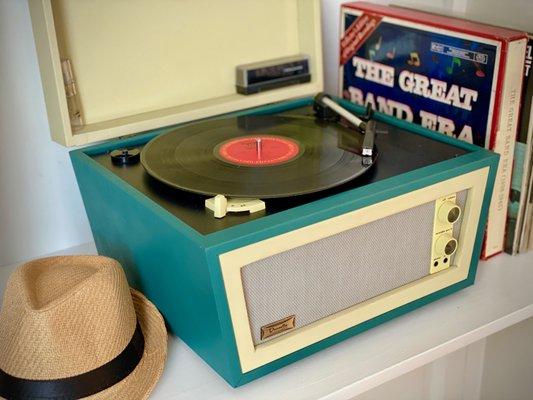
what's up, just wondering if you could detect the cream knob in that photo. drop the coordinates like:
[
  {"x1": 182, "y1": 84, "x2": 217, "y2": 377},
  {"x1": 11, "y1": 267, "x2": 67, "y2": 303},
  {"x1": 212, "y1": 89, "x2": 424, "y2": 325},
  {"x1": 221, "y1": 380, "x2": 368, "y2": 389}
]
[
  {"x1": 435, "y1": 234, "x2": 458, "y2": 257},
  {"x1": 438, "y1": 201, "x2": 461, "y2": 224}
]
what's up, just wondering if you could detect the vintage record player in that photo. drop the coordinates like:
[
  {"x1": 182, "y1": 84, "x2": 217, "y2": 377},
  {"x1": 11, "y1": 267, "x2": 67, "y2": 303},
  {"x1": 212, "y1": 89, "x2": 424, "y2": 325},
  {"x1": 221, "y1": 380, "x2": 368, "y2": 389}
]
[{"x1": 29, "y1": 0, "x2": 498, "y2": 387}]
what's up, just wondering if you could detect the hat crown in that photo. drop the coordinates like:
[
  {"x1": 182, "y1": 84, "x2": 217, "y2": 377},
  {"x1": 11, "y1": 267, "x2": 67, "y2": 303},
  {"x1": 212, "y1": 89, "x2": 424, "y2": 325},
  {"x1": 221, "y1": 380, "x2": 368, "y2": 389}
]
[{"x1": 0, "y1": 256, "x2": 137, "y2": 380}]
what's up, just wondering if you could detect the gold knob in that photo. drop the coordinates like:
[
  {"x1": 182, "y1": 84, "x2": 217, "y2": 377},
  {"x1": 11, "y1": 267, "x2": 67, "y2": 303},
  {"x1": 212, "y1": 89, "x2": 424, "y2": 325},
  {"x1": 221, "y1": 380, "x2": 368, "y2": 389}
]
[
  {"x1": 435, "y1": 234, "x2": 458, "y2": 257},
  {"x1": 438, "y1": 201, "x2": 461, "y2": 224}
]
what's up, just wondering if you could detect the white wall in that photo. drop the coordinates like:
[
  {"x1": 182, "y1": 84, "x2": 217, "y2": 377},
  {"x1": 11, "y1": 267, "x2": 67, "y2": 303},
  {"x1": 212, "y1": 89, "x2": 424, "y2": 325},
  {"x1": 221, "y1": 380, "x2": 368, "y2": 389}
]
[
  {"x1": 0, "y1": 0, "x2": 93, "y2": 267},
  {"x1": 462, "y1": 0, "x2": 532, "y2": 32}
]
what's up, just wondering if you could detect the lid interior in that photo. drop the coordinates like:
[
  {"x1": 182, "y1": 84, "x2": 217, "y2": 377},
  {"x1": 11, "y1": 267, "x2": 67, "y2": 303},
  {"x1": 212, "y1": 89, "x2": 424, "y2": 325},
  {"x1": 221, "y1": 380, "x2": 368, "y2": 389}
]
[{"x1": 49, "y1": 0, "x2": 322, "y2": 140}]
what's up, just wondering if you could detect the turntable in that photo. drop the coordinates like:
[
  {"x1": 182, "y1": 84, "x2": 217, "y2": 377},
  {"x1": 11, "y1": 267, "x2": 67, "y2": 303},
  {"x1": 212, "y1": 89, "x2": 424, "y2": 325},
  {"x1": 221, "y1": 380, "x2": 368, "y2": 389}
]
[
  {"x1": 69, "y1": 93, "x2": 498, "y2": 386},
  {"x1": 30, "y1": 0, "x2": 498, "y2": 388}
]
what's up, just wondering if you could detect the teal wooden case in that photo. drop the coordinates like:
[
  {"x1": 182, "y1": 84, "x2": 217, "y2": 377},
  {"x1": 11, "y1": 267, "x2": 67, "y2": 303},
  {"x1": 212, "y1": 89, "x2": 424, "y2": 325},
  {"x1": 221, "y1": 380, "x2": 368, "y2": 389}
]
[{"x1": 70, "y1": 97, "x2": 498, "y2": 387}]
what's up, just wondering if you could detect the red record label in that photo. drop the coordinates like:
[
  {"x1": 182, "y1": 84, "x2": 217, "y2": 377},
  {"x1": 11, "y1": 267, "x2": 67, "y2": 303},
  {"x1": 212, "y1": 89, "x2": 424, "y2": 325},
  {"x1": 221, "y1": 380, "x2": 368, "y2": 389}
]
[{"x1": 216, "y1": 135, "x2": 300, "y2": 166}]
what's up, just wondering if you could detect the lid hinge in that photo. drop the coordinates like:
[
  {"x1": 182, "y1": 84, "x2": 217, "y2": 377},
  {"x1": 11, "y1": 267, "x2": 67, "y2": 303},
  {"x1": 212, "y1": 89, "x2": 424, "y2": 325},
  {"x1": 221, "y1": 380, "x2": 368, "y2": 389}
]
[{"x1": 61, "y1": 59, "x2": 84, "y2": 129}]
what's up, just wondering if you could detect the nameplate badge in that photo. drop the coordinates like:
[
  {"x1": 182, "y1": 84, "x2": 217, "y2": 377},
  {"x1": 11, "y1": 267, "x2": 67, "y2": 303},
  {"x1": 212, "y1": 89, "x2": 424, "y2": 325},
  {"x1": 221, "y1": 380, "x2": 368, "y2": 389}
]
[{"x1": 260, "y1": 315, "x2": 296, "y2": 340}]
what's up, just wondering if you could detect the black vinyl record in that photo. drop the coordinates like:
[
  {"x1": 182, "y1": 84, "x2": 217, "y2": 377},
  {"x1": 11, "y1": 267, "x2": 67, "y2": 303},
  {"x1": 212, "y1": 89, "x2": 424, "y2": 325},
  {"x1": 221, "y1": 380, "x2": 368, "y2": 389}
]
[{"x1": 140, "y1": 114, "x2": 376, "y2": 198}]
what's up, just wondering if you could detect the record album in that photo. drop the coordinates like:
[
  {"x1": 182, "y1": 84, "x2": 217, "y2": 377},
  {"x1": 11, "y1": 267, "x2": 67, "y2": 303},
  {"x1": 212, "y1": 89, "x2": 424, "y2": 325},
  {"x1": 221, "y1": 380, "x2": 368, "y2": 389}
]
[{"x1": 140, "y1": 114, "x2": 376, "y2": 198}]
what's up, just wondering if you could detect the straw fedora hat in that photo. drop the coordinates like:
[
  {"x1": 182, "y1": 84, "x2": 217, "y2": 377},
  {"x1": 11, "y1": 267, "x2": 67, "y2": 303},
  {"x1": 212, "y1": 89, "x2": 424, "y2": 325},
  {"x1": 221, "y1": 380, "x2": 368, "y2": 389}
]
[{"x1": 0, "y1": 255, "x2": 167, "y2": 399}]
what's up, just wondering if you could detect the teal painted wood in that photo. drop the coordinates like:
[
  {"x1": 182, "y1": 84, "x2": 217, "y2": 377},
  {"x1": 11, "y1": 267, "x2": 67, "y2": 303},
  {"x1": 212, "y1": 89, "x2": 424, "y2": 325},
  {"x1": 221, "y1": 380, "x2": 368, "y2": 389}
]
[{"x1": 70, "y1": 97, "x2": 499, "y2": 387}]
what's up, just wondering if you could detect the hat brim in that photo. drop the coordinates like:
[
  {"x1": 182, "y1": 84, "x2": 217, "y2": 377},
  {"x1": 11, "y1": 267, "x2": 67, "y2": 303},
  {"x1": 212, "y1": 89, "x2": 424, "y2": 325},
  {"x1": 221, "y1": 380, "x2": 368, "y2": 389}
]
[{"x1": 85, "y1": 289, "x2": 167, "y2": 400}]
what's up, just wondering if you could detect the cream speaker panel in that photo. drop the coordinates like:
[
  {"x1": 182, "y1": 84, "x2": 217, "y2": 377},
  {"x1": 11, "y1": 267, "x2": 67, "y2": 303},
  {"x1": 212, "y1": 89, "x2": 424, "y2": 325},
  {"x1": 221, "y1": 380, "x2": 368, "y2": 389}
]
[{"x1": 219, "y1": 168, "x2": 489, "y2": 373}]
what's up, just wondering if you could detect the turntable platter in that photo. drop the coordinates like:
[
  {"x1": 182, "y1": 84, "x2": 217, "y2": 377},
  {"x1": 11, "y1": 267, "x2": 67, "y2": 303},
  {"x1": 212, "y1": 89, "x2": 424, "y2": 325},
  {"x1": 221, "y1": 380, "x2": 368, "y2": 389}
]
[{"x1": 140, "y1": 114, "x2": 376, "y2": 198}]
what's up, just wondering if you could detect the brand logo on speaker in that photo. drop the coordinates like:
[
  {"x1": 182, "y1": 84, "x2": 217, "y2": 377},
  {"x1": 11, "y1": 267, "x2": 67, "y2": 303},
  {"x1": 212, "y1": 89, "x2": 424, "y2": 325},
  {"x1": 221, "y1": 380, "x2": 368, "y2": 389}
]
[{"x1": 260, "y1": 315, "x2": 296, "y2": 340}]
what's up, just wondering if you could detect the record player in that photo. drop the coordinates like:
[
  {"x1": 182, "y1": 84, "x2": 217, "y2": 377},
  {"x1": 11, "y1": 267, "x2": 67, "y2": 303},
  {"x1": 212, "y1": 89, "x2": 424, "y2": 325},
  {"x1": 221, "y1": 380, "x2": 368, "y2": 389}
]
[{"x1": 29, "y1": 0, "x2": 498, "y2": 387}]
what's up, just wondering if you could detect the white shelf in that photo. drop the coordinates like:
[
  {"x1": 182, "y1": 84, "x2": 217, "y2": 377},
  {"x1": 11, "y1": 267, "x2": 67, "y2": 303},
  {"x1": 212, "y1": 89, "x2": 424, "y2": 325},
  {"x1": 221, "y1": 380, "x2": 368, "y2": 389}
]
[{"x1": 1, "y1": 242, "x2": 532, "y2": 399}]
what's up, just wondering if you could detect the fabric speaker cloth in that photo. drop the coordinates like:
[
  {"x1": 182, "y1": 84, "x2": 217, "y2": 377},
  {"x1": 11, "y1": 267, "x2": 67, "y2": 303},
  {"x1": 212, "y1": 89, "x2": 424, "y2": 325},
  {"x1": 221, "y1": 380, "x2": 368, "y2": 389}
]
[{"x1": 0, "y1": 255, "x2": 167, "y2": 400}]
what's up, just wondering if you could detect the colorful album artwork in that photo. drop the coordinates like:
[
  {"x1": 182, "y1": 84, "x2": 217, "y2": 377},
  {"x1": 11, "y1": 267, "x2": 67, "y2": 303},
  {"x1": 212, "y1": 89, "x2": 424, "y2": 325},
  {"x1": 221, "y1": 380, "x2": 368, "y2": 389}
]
[{"x1": 340, "y1": 10, "x2": 499, "y2": 148}]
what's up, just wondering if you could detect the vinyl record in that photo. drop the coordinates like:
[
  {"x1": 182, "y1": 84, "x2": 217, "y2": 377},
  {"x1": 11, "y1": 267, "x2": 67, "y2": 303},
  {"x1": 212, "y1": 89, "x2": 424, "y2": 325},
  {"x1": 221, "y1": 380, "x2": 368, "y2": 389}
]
[{"x1": 140, "y1": 114, "x2": 376, "y2": 198}]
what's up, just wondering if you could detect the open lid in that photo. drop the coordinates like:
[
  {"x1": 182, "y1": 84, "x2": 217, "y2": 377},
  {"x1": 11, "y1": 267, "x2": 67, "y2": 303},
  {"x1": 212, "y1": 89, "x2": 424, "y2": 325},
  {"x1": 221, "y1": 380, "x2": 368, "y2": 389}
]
[{"x1": 28, "y1": 0, "x2": 323, "y2": 146}]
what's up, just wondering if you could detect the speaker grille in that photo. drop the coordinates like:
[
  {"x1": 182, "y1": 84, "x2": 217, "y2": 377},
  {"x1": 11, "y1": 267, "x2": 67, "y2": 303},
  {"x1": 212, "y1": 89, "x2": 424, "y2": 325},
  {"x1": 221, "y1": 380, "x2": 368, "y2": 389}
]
[{"x1": 241, "y1": 191, "x2": 467, "y2": 345}]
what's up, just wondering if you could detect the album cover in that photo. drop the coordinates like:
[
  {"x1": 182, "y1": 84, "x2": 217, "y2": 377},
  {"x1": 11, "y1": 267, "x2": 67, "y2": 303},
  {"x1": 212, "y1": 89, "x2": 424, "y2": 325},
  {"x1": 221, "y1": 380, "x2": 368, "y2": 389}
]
[
  {"x1": 507, "y1": 35, "x2": 533, "y2": 255},
  {"x1": 339, "y1": 2, "x2": 527, "y2": 258},
  {"x1": 521, "y1": 155, "x2": 533, "y2": 253}
]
